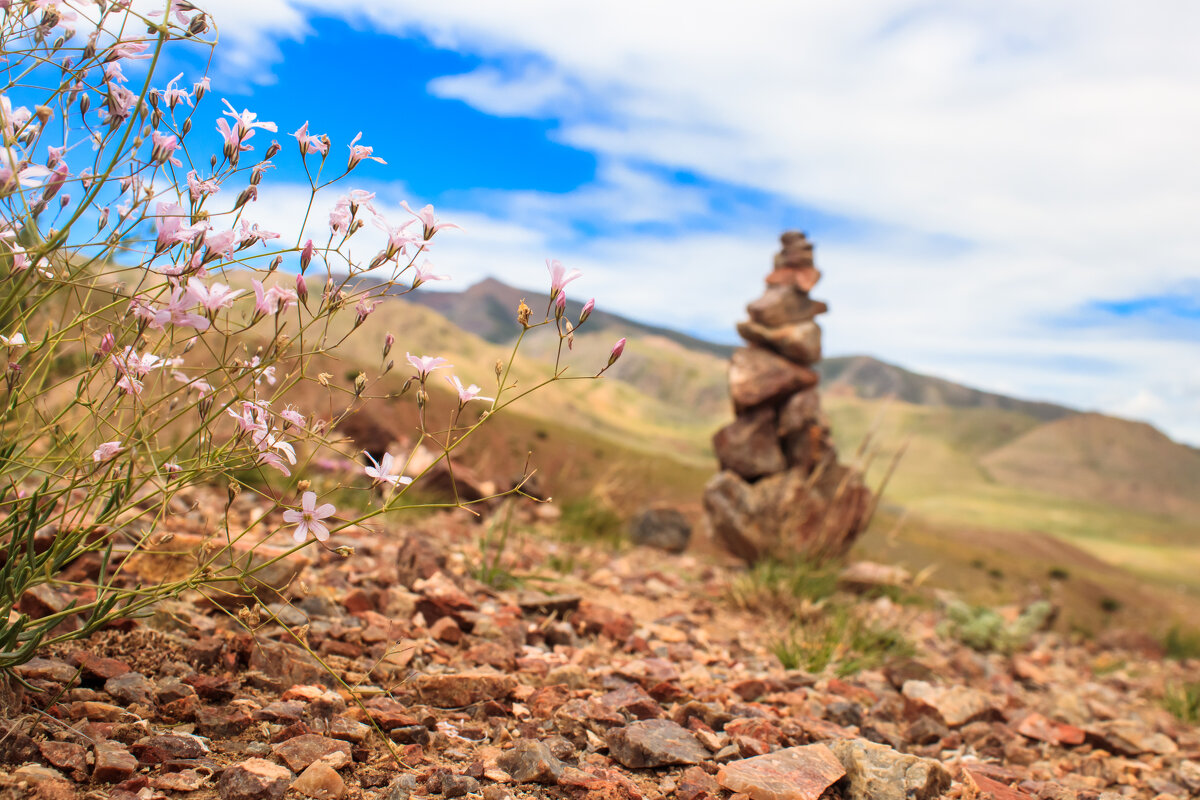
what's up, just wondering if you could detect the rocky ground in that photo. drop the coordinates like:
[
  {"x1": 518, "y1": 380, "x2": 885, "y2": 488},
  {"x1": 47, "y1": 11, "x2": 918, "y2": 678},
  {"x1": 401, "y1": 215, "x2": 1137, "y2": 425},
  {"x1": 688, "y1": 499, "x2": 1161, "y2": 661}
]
[{"x1": 2, "y1": 490, "x2": 1199, "y2": 800}]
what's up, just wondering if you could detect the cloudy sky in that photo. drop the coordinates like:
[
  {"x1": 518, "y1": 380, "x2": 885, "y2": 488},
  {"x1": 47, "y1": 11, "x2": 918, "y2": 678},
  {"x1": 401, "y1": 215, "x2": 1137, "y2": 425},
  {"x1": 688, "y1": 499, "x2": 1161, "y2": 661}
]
[{"x1": 177, "y1": 1, "x2": 1200, "y2": 443}]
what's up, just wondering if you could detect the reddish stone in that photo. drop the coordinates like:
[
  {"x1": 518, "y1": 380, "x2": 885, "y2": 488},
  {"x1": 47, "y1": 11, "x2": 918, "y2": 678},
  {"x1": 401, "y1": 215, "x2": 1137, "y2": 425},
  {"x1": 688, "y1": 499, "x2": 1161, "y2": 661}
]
[
  {"x1": 1014, "y1": 713, "x2": 1085, "y2": 747},
  {"x1": 728, "y1": 348, "x2": 818, "y2": 411},
  {"x1": 72, "y1": 653, "x2": 130, "y2": 684},
  {"x1": 713, "y1": 406, "x2": 786, "y2": 480},
  {"x1": 272, "y1": 734, "x2": 352, "y2": 772},
  {"x1": 573, "y1": 600, "x2": 636, "y2": 641},
  {"x1": 765, "y1": 266, "x2": 821, "y2": 292},
  {"x1": 747, "y1": 286, "x2": 827, "y2": 329},
  {"x1": 600, "y1": 683, "x2": 663, "y2": 720},
  {"x1": 217, "y1": 758, "x2": 293, "y2": 800},
  {"x1": 92, "y1": 745, "x2": 137, "y2": 783},
  {"x1": 606, "y1": 719, "x2": 708, "y2": 768},
  {"x1": 195, "y1": 705, "x2": 252, "y2": 737},
  {"x1": 430, "y1": 616, "x2": 462, "y2": 644},
  {"x1": 414, "y1": 672, "x2": 516, "y2": 708},
  {"x1": 528, "y1": 684, "x2": 573, "y2": 718},
  {"x1": 718, "y1": 745, "x2": 845, "y2": 800},
  {"x1": 342, "y1": 587, "x2": 375, "y2": 614},
  {"x1": 38, "y1": 741, "x2": 86, "y2": 780}
]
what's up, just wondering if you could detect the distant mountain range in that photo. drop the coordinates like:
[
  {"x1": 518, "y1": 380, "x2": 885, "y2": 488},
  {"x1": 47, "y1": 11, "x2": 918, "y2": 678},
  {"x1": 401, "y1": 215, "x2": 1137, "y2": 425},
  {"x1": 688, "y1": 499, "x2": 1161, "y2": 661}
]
[{"x1": 399, "y1": 277, "x2": 1075, "y2": 421}]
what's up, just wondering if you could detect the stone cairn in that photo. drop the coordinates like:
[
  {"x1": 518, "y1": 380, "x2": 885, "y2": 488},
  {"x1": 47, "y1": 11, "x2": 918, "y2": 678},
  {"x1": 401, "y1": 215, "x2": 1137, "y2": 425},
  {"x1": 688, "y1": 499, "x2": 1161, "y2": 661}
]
[{"x1": 703, "y1": 231, "x2": 872, "y2": 564}]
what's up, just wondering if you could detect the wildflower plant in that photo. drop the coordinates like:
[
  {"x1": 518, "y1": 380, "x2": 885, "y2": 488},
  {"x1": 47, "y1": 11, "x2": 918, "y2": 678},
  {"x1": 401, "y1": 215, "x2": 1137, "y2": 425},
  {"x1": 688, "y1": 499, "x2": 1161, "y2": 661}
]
[{"x1": 0, "y1": 1, "x2": 623, "y2": 671}]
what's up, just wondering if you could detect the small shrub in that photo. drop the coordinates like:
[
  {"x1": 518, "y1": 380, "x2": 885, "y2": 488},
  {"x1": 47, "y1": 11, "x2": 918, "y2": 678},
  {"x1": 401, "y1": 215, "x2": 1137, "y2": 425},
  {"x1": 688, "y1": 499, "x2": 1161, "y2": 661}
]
[
  {"x1": 1099, "y1": 596, "x2": 1123, "y2": 614},
  {"x1": 1048, "y1": 567, "x2": 1070, "y2": 581},
  {"x1": 728, "y1": 558, "x2": 839, "y2": 614},
  {"x1": 772, "y1": 606, "x2": 912, "y2": 676},
  {"x1": 1163, "y1": 681, "x2": 1200, "y2": 724},
  {"x1": 941, "y1": 599, "x2": 1053, "y2": 652},
  {"x1": 1164, "y1": 625, "x2": 1200, "y2": 660},
  {"x1": 559, "y1": 496, "x2": 623, "y2": 546}
]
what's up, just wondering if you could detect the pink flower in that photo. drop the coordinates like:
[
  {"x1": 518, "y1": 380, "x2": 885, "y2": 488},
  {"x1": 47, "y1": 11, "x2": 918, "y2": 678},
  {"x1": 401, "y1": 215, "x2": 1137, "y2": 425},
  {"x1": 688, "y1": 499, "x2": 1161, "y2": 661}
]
[
  {"x1": 161, "y1": 73, "x2": 193, "y2": 108},
  {"x1": 299, "y1": 239, "x2": 314, "y2": 272},
  {"x1": 0, "y1": 150, "x2": 51, "y2": 197},
  {"x1": 280, "y1": 405, "x2": 306, "y2": 429},
  {"x1": 283, "y1": 491, "x2": 337, "y2": 543},
  {"x1": 555, "y1": 290, "x2": 567, "y2": 318},
  {"x1": 412, "y1": 261, "x2": 448, "y2": 288},
  {"x1": 446, "y1": 375, "x2": 493, "y2": 405},
  {"x1": 216, "y1": 99, "x2": 277, "y2": 164},
  {"x1": 228, "y1": 401, "x2": 268, "y2": 436},
  {"x1": 187, "y1": 281, "x2": 242, "y2": 313},
  {"x1": 116, "y1": 374, "x2": 143, "y2": 397},
  {"x1": 406, "y1": 353, "x2": 452, "y2": 381},
  {"x1": 291, "y1": 121, "x2": 328, "y2": 156},
  {"x1": 186, "y1": 170, "x2": 219, "y2": 201},
  {"x1": 371, "y1": 216, "x2": 420, "y2": 264},
  {"x1": 346, "y1": 132, "x2": 385, "y2": 170},
  {"x1": 400, "y1": 200, "x2": 461, "y2": 240},
  {"x1": 608, "y1": 337, "x2": 626, "y2": 367},
  {"x1": 355, "y1": 297, "x2": 378, "y2": 325},
  {"x1": 150, "y1": 131, "x2": 182, "y2": 166},
  {"x1": 92, "y1": 441, "x2": 123, "y2": 463},
  {"x1": 113, "y1": 346, "x2": 163, "y2": 378},
  {"x1": 580, "y1": 298, "x2": 595, "y2": 324},
  {"x1": 252, "y1": 281, "x2": 297, "y2": 315},
  {"x1": 546, "y1": 259, "x2": 581, "y2": 301},
  {"x1": 364, "y1": 452, "x2": 412, "y2": 489},
  {"x1": 0, "y1": 332, "x2": 25, "y2": 348},
  {"x1": 154, "y1": 202, "x2": 206, "y2": 252}
]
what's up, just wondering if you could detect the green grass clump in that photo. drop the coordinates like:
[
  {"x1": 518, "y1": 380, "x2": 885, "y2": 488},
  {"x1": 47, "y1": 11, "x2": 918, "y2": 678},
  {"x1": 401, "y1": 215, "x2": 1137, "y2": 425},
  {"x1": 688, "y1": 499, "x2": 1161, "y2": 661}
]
[
  {"x1": 941, "y1": 599, "x2": 1053, "y2": 652},
  {"x1": 559, "y1": 497, "x2": 624, "y2": 546},
  {"x1": 728, "y1": 558, "x2": 840, "y2": 613},
  {"x1": 772, "y1": 606, "x2": 912, "y2": 677},
  {"x1": 1164, "y1": 625, "x2": 1200, "y2": 660},
  {"x1": 1163, "y1": 681, "x2": 1200, "y2": 723}
]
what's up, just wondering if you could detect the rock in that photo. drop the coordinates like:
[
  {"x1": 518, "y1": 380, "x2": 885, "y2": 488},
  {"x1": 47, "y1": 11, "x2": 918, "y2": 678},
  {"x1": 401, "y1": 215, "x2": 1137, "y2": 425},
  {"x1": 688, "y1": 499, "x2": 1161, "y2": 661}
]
[
  {"x1": 606, "y1": 719, "x2": 709, "y2": 768},
  {"x1": 1014, "y1": 713, "x2": 1085, "y2": 747},
  {"x1": 92, "y1": 744, "x2": 138, "y2": 782},
  {"x1": 196, "y1": 705, "x2": 253, "y2": 737},
  {"x1": 829, "y1": 738, "x2": 950, "y2": 800},
  {"x1": 12, "y1": 765, "x2": 75, "y2": 800},
  {"x1": 15, "y1": 657, "x2": 78, "y2": 684},
  {"x1": 573, "y1": 600, "x2": 636, "y2": 641},
  {"x1": 717, "y1": 744, "x2": 846, "y2": 800},
  {"x1": 702, "y1": 471, "x2": 767, "y2": 563},
  {"x1": 713, "y1": 406, "x2": 787, "y2": 480},
  {"x1": 442, "y1": 774, "x2": 481, "y2": 798},
  {"x1": 414, "y1": 671, "x2": 516, "y2": 707},
  {"x1": 37, "y1": 741, "x2": 87, "y2": 780},
  {"x1": 271, "y1": 734, "x2": 352, "y2": 772},
  {"x1": 902, "y1": 681, "x2": 998, "y2": 727},
  {"x1": 728, "y1": 347, "x2": 818, "y2": 411},
  {"x1": 429, "y1": 615, "x2": 462, "y2": 644},
  {"x1": 747, "y1": 286, "x2": 827, "y2": 328},
  {"x1": 776, "y1": 390, "x2": 822, "y2": 437},
  {"x1": 130, "y1": 733, "x2": 207, "y2": 764},
  {"x1": 517, "y1": 593, "x2": 582, "y2": 616},
  {"x1": 104, "y1": 671, "x2": 155, "y2": 705},
  {"x1": 629, "y1": 508, "x2": 692, "y2": 553},
  {"x1": 73, "y1": 652, "x2": 130, "y2": 684},
  {"x1": 839, "y1": 562, "x2": 912, "y2": 591},
  {"x1": 1086, "y1": 720, "x2": 1178, "y2": 756},
  {"x1": 497, "y1": 740, "x2": 564, "y2": 784},
  {"x1": 766, "y1": 265, "x2": 821, "y2": 292},
  {"x1": 292, "y1": 761, "x2": 347, "y2": 799},
  {"x1": 217, "y1": 758, "x2": 293, "y2": 800},
  {"x1": 152, "y1": 768, "x2": 214, "y2": 792},
  {"x1": 736, "y1": 319, "x2": 822, "y2": 365},
  {"x1": 396, "y1": 531, "x2": 448, "y2": 589}
]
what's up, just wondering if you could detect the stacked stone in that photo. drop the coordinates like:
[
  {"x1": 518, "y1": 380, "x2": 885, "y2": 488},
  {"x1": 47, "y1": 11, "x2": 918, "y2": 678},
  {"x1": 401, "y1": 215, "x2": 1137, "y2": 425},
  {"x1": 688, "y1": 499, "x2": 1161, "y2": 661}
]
[{"x1": 703, "y1": 232, "x2": 871, "y2": 564}]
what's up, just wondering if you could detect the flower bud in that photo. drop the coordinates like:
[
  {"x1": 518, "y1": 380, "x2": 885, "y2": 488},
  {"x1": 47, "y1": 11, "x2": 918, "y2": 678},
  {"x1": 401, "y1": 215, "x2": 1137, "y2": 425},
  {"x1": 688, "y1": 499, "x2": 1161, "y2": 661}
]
[
  {"x1": 189, "y1": 12, "x2": 208, "y2": 35},
  {"x1": 78, "y1": 93, "x2": 90, "y2": 114},
  {"x1": 264, "y1": 141, "x2": 280, "y2": 160},
  {"x1": 99, "y1": 331, "x2": 115, "y2": 355},
  {"x1": 227, "y1": 481, "x2": 241, "y2": 504},
  {"x1": 181, "y1": 118, "x2": 192, "y2": 136},
  {"x1": 298, "y1": 479, "x2": 311, "y2": 492},
  {"x1": 517, "y1": 300, "x2": 531, "y2": 328},
  {"x1": 269, "y1": 255, "x2": 282, "y2": 272},
  {"x1": 495, "y1": 359, "x2": 504, "y2": 381},
  {"x1": 296, "y1": 274, "x2": 308, "y2": 305},
  {"x1": 300, "y1": 239, "x2": 313, "y2": 273},
  {"x1": 354, "y1": 372, "x2": 367, "y2": 397},
  {"x1": 554, "y1": 291, "x2": 566, "y2": 320},
  {"x1": 383, "y1": 332, "x2": 394, "y2": 358},
  {"x1": 580, "y1": 298, "x2": 595, "y2": 324},
  {"x1": 607, "y1": 337, "x2": 626, "y2": 368}
]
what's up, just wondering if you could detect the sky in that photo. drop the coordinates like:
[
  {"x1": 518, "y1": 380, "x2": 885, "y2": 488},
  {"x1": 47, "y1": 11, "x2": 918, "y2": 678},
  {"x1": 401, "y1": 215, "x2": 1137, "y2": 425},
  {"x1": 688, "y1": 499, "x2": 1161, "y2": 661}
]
[{"x1": 167, "y1": 1, "x2": 1200, "y2": 444}]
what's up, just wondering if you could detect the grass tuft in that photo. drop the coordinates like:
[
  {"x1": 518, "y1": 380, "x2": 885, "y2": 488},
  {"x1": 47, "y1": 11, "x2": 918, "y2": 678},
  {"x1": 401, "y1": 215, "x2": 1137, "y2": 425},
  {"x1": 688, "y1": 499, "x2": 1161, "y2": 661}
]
[{"x1": 771, "y1": 606, "x2": 912, "y2": 677}]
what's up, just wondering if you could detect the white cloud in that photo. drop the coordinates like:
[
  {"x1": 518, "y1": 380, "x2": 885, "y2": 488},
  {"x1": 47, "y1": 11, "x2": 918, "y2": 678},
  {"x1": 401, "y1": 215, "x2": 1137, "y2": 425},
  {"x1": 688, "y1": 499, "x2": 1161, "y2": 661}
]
[{"x1": 196, "y1": 0, "x2": 1200, "y2": 443}]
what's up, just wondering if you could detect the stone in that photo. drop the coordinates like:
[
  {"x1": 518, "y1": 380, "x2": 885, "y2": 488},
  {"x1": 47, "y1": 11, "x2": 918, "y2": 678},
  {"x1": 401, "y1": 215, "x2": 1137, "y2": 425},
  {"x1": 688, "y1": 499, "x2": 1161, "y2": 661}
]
[
  {"x1": 1086, "y1": 720, "x2": 1178, "y2": 756},
  {"x1": 442, "y1": 774, "x2": 481, "y2": 798},
  {"x1": 73, "y1": 653, "x2": 130, "y2": 684},
  {"x1": 92, "y1": 744, "x2": 138, "y2": 782},
  {"x1": 713, "y1": 406, "x2": 787, "y2": 480},
  {"x1": 104, "y1": 671, "x2": 155, "y2": 706},
  {"x1": 717, "y1": 744, "x2": 846, "y2": 800},
  {"x1": 271, "y1": 734, "x2": 353, "y2": 772},
  {"x1": 429, "y1": 616, "x2": 462, "y2": 644},
  {"x1": 217, "y1": 758, "x2": 294, "y2": 800},
  {"x1": 829, "y1": 738, "x2": 951, "y2": 800},
  {"x1": 130, "y1": 734, "x2": 207, "y2": 764},
  {"x1": 516, "y1": 593, "x2": 582, "y2": 615},
  {"x1": 414, "y1": 671, "x2": 516, "y2": 707},
  {"x1": 766, "y1": 265, "x2": 821, "y2": 292},
  {"x1": 573, "y1": 600, "x2": 636, "y2": 641},
  {"x1": 496, "y1": 740, "x2": 564, "y2": 784},
  {"x1": 152, "y1": 768, "x2": 214, "y2": 792},
  {"x1": 776, "y1": 390, "x2": 822, "y2": 437},
  {"x1": 728, "y1": 347, "x2": 818, "y2": 410},
  {"x1": 629, "y1": 507, "x2": 692, "y2": 553},
  {"x1": 37, "y1": 741, "x2": 87, "y2": 780},
  {"x1": 292, "y1": 761, "x2": 347, "y2": 799},
  {"x1": 606, "y1": 719, "x2": 709, "y2": 768},
  {"x1": 196, "y1": 705, "x2": 253, "y2": 737},
  {"x1": 902, "y1": 681, "x2": 998, "y2": 727},
  {"x1": 15, "y1": 657, "x2": 78, "y2": 684},
  {"x1": 747, "y1": 286, "x2": 827, "y2": 328},
  {"x1": 839, "y1": 562, "x2": 912, "y2": 591},
  {"x1": 736, "y1": 319, "x2": 822, "y2": 365},
  {"x1": 1014, "y1": 713, "x2": 1085, "y2": 747}
]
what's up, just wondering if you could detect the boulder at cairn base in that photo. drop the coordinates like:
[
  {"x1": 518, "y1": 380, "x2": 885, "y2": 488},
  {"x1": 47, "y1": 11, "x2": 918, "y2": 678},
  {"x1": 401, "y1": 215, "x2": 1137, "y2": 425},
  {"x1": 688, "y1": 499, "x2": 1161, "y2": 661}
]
[{"x1": 704, "y1": 231, "x2": 871, "y2": 564}]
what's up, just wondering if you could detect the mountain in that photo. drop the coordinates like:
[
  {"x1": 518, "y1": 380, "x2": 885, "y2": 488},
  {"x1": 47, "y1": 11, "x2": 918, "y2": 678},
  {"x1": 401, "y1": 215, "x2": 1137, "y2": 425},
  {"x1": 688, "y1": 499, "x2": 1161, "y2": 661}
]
[
  {"x1": 818, "y1": 355, "x2": 1074, "y2": 423},
  {"x1": 402, "y1": 278, "x2": 1075, "y2": 419}
]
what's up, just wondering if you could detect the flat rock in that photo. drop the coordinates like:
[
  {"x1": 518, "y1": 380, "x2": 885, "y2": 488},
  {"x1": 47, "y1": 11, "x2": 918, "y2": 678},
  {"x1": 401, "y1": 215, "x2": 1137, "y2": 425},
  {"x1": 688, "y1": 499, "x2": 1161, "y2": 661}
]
[
  {"x1": 829, "y1": 738, "x2": 950, "y2": 800},
  {"x1": 736, "y1": 319, "x2": 822, "y2": 365},
  {"x1": 728, "y1": 347, "x2": 818, "y2": 411},
  {"x1": 131, "y1": 733, "x2": 207, "y2": 764},
  {"x1": 606, "y1": 719, "x2": 708, "y2": 768},
  {"x1": 217, "y1": 758, "x2": 293, "y2": 800},
  {"x1": 271, "y1": 734, "x2": 352, "y2": 772},
  {"x1": 15, "y1": 657, "x2": 78, "y2": 684},
  {"x1": 713, "y1": 406, "x2": 787, "y2": 480},
  {"x1": 902, "y1": 680, "x2": 998, "y2": 727},
  {"x1": 414, "y1": 671, "x2": 516, "y2": 707},
  {"x1": 92, "y1": 744, "x2": 137, "y2": 782},
  {"x1": 1014, "y1": 713, "x2": 1085, "y2": 747},
  {"x1": 104, "y1": 671, "x2": 155, "y2": 705},
  {"x1": 718, "y1": 744, "x2": 846, "y2": 800},
  {"x1": 292, "y1": 761, "x2": 347, "y2": 799},
  {"x1": 496, "y1": 740, "x2": 564, "y2": 784},
  {"x1": 37, "y1": 741, "x2": 87, "y2": 780},
  {"x1": 747, "y1": 286, "x2": 827, "y2": 328}
]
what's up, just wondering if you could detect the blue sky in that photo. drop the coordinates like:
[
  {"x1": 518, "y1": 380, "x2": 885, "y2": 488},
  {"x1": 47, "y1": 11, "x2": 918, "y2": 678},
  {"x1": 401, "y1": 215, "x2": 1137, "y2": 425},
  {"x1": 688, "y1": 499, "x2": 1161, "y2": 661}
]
[{"x1": 175, "y1": 0, "x2": 1200, "y2": 444}]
